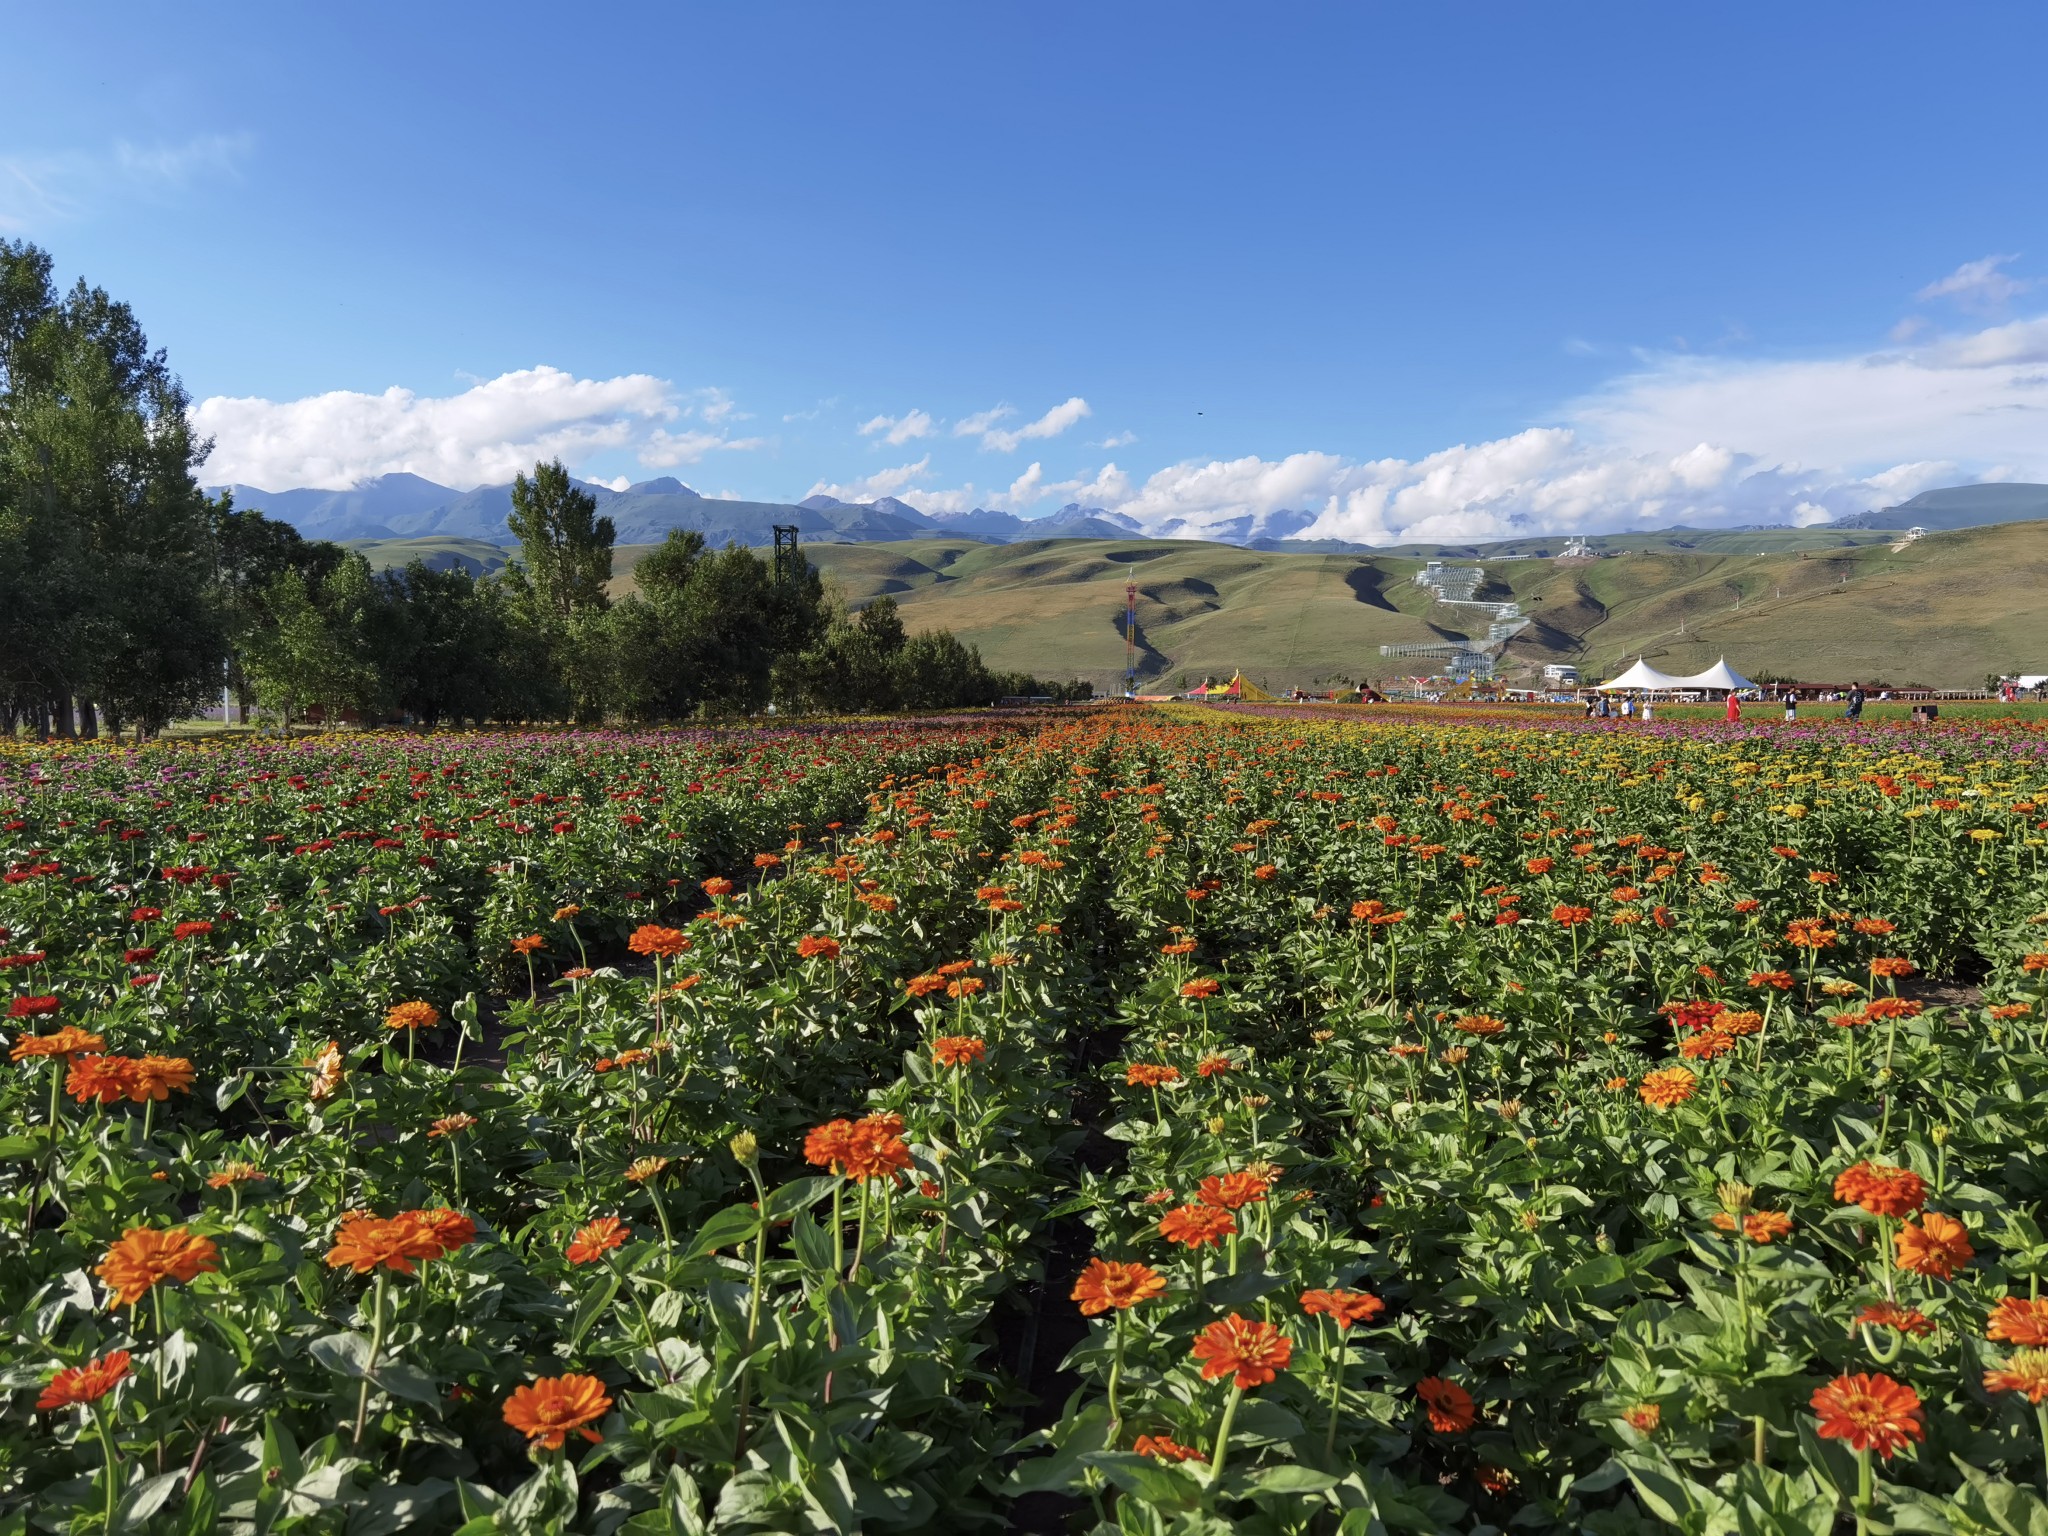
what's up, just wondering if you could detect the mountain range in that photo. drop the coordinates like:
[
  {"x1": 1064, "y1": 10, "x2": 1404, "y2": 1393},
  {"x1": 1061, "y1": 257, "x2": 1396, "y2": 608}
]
[
  {"x1": 211, "y1": 471, "x2": 2048, "y2": 555},
  {"x1": 212, "y1": 472, "x2": 1168, "y2": 550}
]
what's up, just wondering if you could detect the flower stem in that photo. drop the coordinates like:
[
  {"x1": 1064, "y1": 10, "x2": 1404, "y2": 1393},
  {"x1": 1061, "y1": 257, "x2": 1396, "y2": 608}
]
[
  {"x1": 1324, "y1": 1331, "x2": 1348, "y2": 1459},
  {"x1": 1209, "y1": 1384, "x2": 1244, "y2": 1479},
  {"x1": 352, "y1": 1270, "x2": 389, "y2": 1444}
]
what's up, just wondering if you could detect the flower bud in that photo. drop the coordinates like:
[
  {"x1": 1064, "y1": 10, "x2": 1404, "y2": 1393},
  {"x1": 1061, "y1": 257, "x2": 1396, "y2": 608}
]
[{"x1": 729, "y1": 1131, "x2": 758, "y2": 1165}]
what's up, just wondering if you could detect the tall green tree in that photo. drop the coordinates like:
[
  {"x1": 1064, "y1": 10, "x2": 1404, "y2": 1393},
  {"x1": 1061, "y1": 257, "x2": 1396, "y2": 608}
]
[
  {"x1": 505, "y1": 459, "x2": 615, "y2": 624},
  {"x1": 0, "y1": 239, "x2": 225, "y2": 737}
]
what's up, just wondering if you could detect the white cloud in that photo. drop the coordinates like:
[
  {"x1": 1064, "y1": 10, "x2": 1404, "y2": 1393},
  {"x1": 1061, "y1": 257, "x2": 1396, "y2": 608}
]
[
  {"x1": 857, "y1": 408, "x2": 936, "y2": 445},
  {"x1": 1917, "y1": 254, "x2": 2028, "y2": 312},
  {"x1": 592, "y1": 475, "x2": 632, "y2": 492},
  {"x1": 196, "y1": 366, "x2": 680, "y2": 489},
  {"x1": 952, "y1": 405, "x2": 1014, "y2": 439},
  {"x1": 1019, "y1": 309, "x2": 2048, "y2": 546},
  {"x1": 694, "y1": 388, "x2": 750, "y2": 425},
  {"x1": 0, "y1": 132, "x2": 252, "y2": 231},
  {"x1": 1003, "y1": 462, "x2": 1044, "y2": 507},
  {"x1": 639, "y1": 427, "x2": 769, "y2": 468},
  {"x1": 976, "y1": 396, "x2": 1091, "y2": 452},
  {"x1": 1097, "y1": 430, "x2": 1138, "y2": 448},
  {"x1": 951, "y1": 397, "x2": 1092, "y2": 451},
  {"x1": 805, "y1": 456, "x2": 934, "y2": 505}
]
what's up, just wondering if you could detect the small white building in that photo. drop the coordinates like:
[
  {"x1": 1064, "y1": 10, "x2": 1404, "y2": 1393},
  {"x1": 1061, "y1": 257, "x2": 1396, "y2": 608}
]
[{"x1": 1542, "y1": 663, "x2": 1581, "y2": 685}]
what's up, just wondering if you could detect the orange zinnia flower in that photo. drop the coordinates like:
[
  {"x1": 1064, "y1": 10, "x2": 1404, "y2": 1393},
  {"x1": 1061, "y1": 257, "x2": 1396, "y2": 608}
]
[
  {"x1": 566, "y1": 1216, "x2": 630, "y2": 1264},
  {"x1": 511, "y1": 934, "x2": 545, "y2": 955},
  {"x1": 1300, "y1": 1288, "x2": 1385, "y2": 1328},
  {"x1": 1985, "y1": 1350, "x2": 2048, "y2": 1404},
  {"x1": 1832, "y1": 1161, "x2": 1926, "y2": 1218},
  {"x1": 1896, "y1": 1211, "x2": 1972, "y2": 1280},
  {"x1": 429, "y1": 1113, "x2": 478, "y2": 1138},
  {"x1": 1418, "y1": 1376, "x2": 1476, "y2": 1433},
  {"x1": 96, "y1": 1226, "x2": 221, "y2": 1308},
  {"x1": 932, "y1": 1035, "x2": 986, "y2": 1069},
  {"x1": 36, "y1": 1350, "x2": 132, "y2": 1411},
  {"x1": 1159, "y1": 1203, "x2": 1235, "y2": 1248},
  {"x1": 1622, "y1": 1403, "x2": 1660, "y2": 1434},
  {"x1": 307, "y1": 1040, "x2": 344, "y2": 1101},
  {"x1": 1196, "y1": 1054, "x2": 1232, "y2": 1077},
  {"x1": 1742, "y1": 1211, "x2": 1793, "y2": 1243},
  {"x1": 384, "y1": 1000, "x2": 440, "y2": 1031},
  {"x1": 796, "y1": 935, "x2": 841, "y2": 960},
  {"x1": 1454, "y1": 1014, "x2": 1506, "y2": 1037},
  {"x1": 840, "y1": 1117, "x2": 912, "y2": 1182},
  {"x1": 1809, "y1": 1372, "x2": 1923, "y2": 1459},
  {"x1": 127, "y1": 1055, "x2": 195, "y2": 1102},
  {"x1": 1189, "y1": 1313, "x2": 1292, "y2": 1389},
  {"x1": 804, "y1": 1119, "x2": 856, "y2": 1172},
  {"x1": 1989, "y1": 1296, "x2": 2048, "y2": 1346},
  {"x1": 1637, "y1": 1067, "x2": 1697, "y2": 1109},
  {"x1": 325, "y1": 1212, "x2": 446, "y2": 1275},
  {"x1": 627, "y1": 925, "x2": 690, "y2": 958},
  {"x1": 1133, "y1": 1432, "x2": 1203, "y2": 1461},
  {"x1": 10, "y1": 1026, "x2": 104, "y2": 1060},
  {"x1": 1197, "y1": 1172, "x2": 1270, "y2": 1211},
  {"x1": 1126, "y1": 1063, "x2": 1181, "y2": 1088},
  {"x1": 67, "y1": 1054, "x2": 137, "y2": 1104},
  {"x1": 1180, "y1": 978, "x2": 1222, "y2": 999},
  {"x1": 411, "y1": 1208, "x2": 478, "y2": 1255},
  {"x1": 1550, "y1": 904, "x2": 1592, "y2": 926},
  {"x1": 1071, "y1": 1257, "x2": 1167, "y2": 1314},
  {"x1": 502, "y1": 1372, "x2": 612, "y2": 1449},
  {"x1": 1854, "y1": 1302, "x2": 1933, "y2": 1337}
]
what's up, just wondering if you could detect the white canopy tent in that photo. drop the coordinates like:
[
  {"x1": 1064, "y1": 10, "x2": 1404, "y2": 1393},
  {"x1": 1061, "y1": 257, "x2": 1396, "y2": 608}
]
[
  {"x1": 1670, "y1": 657, "x2": 1757, "y2": 691},
  {"x1": 1599, "y1": 657, "x2": 1685, "y2": 691},
  {"x1": 1598, "y1": 655, "x2": 1756, "y2": 693}
]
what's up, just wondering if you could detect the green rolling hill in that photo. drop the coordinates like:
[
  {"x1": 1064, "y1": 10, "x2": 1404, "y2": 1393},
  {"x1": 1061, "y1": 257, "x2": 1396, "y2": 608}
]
[{"x1": 345, "y1": 519, "x2": 2048, "y2": 693}]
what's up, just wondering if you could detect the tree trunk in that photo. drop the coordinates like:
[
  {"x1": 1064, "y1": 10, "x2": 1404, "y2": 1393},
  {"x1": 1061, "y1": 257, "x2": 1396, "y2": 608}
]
[
  {"x1": 78, "y1": 701, "x2": 99, "y2": 739},
  {"x1": 53, "y1": 697, "x2": 75, "y2": 738}
]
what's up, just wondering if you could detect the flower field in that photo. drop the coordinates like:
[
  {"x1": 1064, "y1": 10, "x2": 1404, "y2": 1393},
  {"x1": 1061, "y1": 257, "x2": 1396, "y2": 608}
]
[{"x1": 5, "y1": 709, "x2": 2048, "y2": 1535}]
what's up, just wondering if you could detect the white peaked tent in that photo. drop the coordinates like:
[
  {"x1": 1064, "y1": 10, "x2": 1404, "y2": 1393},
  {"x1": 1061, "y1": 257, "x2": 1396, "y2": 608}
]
[
  {"x1": 1672, "y1": 656, "x2": 1756, "y2": 691},
  {"x1": 1599, "y1": 657, "x2": 1685, "y2": 691}
]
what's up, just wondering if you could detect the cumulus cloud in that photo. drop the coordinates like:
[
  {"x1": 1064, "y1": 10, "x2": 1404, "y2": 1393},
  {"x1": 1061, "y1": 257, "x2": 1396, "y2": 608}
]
[
  {"x1": 857, "y1": 409, "x2": 936, "y2": 446},
  {"x1": 194, "y1": 365, "x2": 761, "y2": 489},
  {"x1": 804, "y1": 456, "x2": 935, "y2": 505},
  {"x1": 1028, "y1": 309, "x2": 2048, "y2": 546},
  {"x1": 954, "y1": 397, "x2": 1091, "y2": 451},
  {"x1": 1917, "y1": 254, "x2": 2028, "y2": 312}
]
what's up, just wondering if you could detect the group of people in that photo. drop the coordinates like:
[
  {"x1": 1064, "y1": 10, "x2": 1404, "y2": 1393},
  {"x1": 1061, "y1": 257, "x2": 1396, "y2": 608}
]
[{"x1": 1580, "y1": 682, "x2": 1869, "y2": 724}]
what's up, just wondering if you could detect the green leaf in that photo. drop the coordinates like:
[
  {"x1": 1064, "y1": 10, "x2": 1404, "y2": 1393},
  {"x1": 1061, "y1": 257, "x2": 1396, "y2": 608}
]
[
  {"x1": 568, "y1": 1269, "x2": 622, "y2": 1349},
  {"x1": 762, "y1": 1176, "x2": 835, "y2": 1224},
  {"x1": 0, "y1": 1135, "x2": 43, "y2": 1160},
  {"x1": 1250, "y1": 1465, "x2": 1341, "y2": 1495},
  {"x1": 310, "y1": 1331, "x2": 374, "y2": 1378},
  {"x1": 113, "y1": 1472, "x2": 183, "y2": 1530},
  {"x1": 684, "y1": 1203, "x2": 761, "y2": 1262}
]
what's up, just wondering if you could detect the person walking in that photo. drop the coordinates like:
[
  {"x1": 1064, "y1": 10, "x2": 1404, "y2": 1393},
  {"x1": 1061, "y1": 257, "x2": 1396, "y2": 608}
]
[
  {"x1": 1783, "y1": 692, "x2": 1798, "y2": 723},
  {"x1": 1844, "y1": 681, "x2": 1865, "y2": 722},
  {"x1": 1725, "y1": 691, "x2": 1741, "y2": 723}
]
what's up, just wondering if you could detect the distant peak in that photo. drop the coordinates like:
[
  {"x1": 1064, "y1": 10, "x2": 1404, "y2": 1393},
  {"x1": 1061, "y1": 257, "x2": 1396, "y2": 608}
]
[
  {"x1": 797, "y1": 494, "x2": 845, "y2": 511},
  {"x1": 627, "y1": 476, "x2": 700, "y2": 497}
]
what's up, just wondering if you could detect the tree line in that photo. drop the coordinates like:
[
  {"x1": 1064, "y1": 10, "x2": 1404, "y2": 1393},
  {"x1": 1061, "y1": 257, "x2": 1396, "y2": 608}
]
[{"x1": 0, "y1": 242, "x2": 1089, "y2": 738}]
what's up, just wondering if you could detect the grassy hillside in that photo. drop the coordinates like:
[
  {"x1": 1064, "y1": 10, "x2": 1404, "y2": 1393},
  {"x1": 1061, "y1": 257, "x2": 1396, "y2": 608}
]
[
  {"x1": 372, "y1": 522, "x2": 2048, "y2": 693},
  {"x1": 345, "y1": 536, "x2": 510, "y2": 577},
  {"x1": 770, "y1": 525, "x2": 2048, "y2": 691}
]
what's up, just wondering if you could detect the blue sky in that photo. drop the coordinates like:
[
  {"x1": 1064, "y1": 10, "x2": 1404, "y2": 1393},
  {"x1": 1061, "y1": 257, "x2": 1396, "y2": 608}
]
[{"x1": 9, "y1": 3, "x2": 2048, "y2": 541}]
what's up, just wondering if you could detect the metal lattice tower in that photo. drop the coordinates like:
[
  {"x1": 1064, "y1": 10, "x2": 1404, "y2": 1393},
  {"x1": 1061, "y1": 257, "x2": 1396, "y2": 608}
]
[{"x1": 771, "y1": 525, "x2": 801, "y2": 585}]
